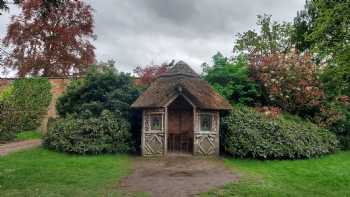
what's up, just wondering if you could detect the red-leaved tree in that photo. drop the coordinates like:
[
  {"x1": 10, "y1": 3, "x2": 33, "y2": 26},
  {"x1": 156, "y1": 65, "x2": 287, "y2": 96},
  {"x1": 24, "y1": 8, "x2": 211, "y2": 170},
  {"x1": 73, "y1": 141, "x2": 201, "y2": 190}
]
[
  {"x1": 2, "y1": 0, "x2": 95, "y2": 77},
  {"x1": 133, "y1": 61, "x2": 174, "y2": 86},
  {"x1": 249, "y1": 49, "x2": 325, "y2": 115}
]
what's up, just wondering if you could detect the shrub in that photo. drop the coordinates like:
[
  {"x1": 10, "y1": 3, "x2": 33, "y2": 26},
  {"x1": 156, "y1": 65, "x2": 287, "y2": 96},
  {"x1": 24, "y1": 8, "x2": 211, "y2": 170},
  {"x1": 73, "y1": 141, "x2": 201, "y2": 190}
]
[
  {"x1": 314, "y1": 101, "x2": 350, "y2": 150},
  {"x1": 44, "y1": 111, "x2": 132, "y2": 154},
  {"x1": 0, "y1": 78, "x2": 52, "y2": 131},
  {"x1": 57, "y1": 66, "x2": 139, "y2": 120},
  {"x1": 55, "y1": 66, "x2": 140, "y2": 152},
  {"x1": 249, "y1": 50, "x2": 325, "y2": 116},
  {"x1": 223, "y1": 106, "x2": 337, "y2": 160}
]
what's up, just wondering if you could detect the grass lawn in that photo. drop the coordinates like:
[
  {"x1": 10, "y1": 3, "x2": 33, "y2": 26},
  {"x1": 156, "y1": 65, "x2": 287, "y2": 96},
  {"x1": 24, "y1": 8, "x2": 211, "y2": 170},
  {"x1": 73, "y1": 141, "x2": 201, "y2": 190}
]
[
  {"x1": 204, "y1": 151, "x2": 350, "y2": 197},
  {"x1": 0, "y1": 148, "x2": 141, "y2": 197},
  {"x1": 15, "y1": 131, "x2": 42, "y2": 141}
]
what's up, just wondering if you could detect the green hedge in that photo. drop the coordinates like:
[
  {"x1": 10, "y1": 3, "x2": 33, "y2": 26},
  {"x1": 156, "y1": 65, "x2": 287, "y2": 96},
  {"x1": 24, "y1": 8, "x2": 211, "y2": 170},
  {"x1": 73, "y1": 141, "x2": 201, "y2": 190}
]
[
  {"x1": 0, "y1": 78, "x2": 52, "y2": 131},
  {"x1": 0, "y1": 78, "x2": 51, "y2": 142},
  {"x1": 0, "y1": 103, "x2": 18, "y2": 142},
  {"x1": 223, "y1": 106, "x2": 338, "y2": 160},
  {"x1": 44, "y1": 111, "x2": 132, "y2": 154}
]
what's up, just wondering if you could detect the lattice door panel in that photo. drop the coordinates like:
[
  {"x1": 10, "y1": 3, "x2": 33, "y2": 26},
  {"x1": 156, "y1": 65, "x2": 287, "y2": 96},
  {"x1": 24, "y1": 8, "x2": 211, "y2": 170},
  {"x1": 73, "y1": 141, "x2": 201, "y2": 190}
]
[
  {"x1": 194, "y1": 134, "x2": 216, "y2": 155},
  {"x1": 144, "y1": 133, "x2": 165, "y2": 155}
]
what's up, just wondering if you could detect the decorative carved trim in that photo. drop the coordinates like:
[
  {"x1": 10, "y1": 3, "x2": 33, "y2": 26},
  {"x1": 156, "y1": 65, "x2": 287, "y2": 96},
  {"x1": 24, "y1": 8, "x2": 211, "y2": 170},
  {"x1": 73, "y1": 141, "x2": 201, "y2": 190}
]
[
  {"x1": 194, "y1": 133, "x2": 216, "y2": 155},
  {"x1": 142, "y1": 108, "x2": 166, "y2": 156},
  {"x1": 144, "y1": 133, "x2": 165, "y2": 155}
]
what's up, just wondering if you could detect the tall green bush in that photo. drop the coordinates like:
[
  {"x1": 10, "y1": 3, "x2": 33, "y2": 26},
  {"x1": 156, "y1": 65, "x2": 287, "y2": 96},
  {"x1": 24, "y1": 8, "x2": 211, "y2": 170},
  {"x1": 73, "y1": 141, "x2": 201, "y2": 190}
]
[
  {"x1": 223, "y1": 106, "x2": 337, "y2": 160},
  {"x1": 56, "y1": 66, "x2": 139, "y2": 120},
  {"x1": 46, "y1": 66, "x2": 139, "y2": 154}
]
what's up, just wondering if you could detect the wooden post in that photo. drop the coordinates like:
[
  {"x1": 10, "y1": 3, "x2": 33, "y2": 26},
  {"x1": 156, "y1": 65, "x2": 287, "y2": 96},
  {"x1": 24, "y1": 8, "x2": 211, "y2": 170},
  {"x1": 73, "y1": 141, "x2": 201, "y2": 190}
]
[
  {"x1": 193, "y1": 107, "x2": 197, "y2": 155},
  {"x1": 141, "y1": 110, "x2": 145, "y2": 156},
  {"x1": 164, "y1": 107, "x2": 168, "y2": 155}
]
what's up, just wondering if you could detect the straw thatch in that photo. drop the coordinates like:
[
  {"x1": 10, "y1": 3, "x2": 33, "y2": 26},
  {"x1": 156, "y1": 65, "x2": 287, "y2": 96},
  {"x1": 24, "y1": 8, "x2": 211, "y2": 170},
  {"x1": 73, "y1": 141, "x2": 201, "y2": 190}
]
[{"x1": 131, "y1": 61, "x2": 231, "y2": 110}]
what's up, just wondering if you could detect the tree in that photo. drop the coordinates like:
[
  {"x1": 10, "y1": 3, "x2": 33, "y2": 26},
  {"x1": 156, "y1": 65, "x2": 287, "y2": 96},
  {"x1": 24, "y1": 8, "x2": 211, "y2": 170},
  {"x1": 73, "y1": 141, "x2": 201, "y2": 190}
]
[
  {"x1": 249, "y1": 49, "x2": 325, "y2": 116},
  {"x1": 0, "y1": 0, "x2": 10, "y2": 14},
  {"x1": 203, "y1": 52, "x2": 261, "y2": 106},
  {"x1": 0, "y1": 0, "x2": 64, "y2": 15},
  {"x1": 133, "y1": 60, "x2": 174, "y2": 86},
  {"x1": 292, "y1": 0, "x2": 317, "y2": 52},
  {"x1": 2, "y1": 0, "x2": 95, "y2": 77},
  {"x1": 293, "y1": 0, "x2": 350, "y2": 98},
  {"x1": 234, "y1": 14, "x2": 294, "y2": 56}
]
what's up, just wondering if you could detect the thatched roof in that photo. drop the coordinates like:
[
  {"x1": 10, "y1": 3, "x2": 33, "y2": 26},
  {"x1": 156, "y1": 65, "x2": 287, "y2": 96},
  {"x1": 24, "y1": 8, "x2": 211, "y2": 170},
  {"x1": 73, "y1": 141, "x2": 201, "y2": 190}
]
[{"x1": 131, "y1": 61, "x2": 232, "y2": 110}]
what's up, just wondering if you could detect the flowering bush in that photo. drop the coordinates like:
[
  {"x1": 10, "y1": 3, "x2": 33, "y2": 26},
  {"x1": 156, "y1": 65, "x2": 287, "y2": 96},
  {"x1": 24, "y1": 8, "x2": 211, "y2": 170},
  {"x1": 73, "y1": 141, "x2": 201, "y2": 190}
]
[{"x1": 249, "y1": 50, "x2": 325, "y2": 115}]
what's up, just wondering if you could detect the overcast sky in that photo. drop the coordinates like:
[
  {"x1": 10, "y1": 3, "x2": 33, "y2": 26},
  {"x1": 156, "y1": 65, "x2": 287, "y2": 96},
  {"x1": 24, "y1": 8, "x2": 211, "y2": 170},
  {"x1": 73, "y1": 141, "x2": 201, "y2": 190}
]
[{"x1": 0, "y1": 0, "x2": 305, "y2": 75}]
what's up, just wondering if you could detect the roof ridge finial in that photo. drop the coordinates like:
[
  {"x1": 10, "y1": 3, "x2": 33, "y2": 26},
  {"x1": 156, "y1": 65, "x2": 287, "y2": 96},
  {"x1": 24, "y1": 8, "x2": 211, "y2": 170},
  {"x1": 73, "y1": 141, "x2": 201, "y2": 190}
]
[{"x1": 161, "y1": 60, "x2": 199, "y2": 78}]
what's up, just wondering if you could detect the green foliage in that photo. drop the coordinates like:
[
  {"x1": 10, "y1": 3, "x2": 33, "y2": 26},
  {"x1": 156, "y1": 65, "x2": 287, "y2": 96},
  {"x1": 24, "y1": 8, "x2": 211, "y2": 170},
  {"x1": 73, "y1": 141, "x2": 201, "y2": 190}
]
[
  {"x1": 0, "y1": 78, "x2": 51, "y2": 142},
  {"x1": 223, "y1": 106, "x2": 337, "y2": 160},
  {"x1": 55, "y1": 66, "x2": 140, "y2": 153},
  {"x1": 57, "y1": 66, "x2": 139, "y2": 120},
  {"x1": 0, "y1": 103, "x2": 17, "y2": 142},
  {"x1": 234, "y1": 14, "x2": 294, "y2": 56},
  {"x1": 293, "y1": 0, "x2": 350, "y2": 98},
  {"x1": 320, "y1": 64, "x2": 350, "y2": 99},
  {"x1": 44, "y1": 111, "x2": 132, "y2": 154},
  {"x1": 315, "y1": 102, "x2": 350, "y2": 150},
  {"x1": 0, "y1": 85, "x2": 13, "y2": 101},
  {"x1": 292, "y1": 0, "x2": 316, "y2": 51},
  {"x1": 203, "y1": 52, "x2": 261, "y2": 106}
]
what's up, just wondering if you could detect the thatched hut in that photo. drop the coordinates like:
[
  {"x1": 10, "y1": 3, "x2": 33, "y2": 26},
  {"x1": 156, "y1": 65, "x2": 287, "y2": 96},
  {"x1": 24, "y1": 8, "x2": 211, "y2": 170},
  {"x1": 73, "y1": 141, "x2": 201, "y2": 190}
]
[{"x1": 131, "y1": 61, "x2": 231, "y2": 156}]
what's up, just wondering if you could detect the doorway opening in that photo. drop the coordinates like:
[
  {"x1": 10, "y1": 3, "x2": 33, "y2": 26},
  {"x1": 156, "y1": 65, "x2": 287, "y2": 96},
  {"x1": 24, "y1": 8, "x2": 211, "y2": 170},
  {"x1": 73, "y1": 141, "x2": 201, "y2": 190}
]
[{"x1": 167, "y1": 96, "x2": 193, "y2": 154}]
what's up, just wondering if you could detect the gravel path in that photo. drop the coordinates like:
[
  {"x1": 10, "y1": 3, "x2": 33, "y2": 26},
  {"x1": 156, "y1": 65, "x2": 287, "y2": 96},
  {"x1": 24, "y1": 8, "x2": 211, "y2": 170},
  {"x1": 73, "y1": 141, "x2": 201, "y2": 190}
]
[
  {"x1": 0, "y1": 139, "x2": 42, "y2": 156},
  {"x1": 119, "y1": 155, "x2": 239, "y2": 197}
]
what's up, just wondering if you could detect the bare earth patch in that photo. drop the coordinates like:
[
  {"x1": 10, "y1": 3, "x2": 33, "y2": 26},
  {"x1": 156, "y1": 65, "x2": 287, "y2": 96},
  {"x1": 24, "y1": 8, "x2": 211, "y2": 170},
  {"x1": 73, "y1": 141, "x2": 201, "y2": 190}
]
[
  {"x1": 119, "y1": 155, "x2": 239, "y2": 197},
  {"x1": 0, "y1": 139, "x2": 42, "y2": 156}
]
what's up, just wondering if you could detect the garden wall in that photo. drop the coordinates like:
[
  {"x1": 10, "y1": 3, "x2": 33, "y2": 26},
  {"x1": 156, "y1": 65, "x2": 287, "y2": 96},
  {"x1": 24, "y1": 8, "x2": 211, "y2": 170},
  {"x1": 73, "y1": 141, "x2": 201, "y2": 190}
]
[{"x1": 0, "y1": 78, "x2": 70, "y2": 133}]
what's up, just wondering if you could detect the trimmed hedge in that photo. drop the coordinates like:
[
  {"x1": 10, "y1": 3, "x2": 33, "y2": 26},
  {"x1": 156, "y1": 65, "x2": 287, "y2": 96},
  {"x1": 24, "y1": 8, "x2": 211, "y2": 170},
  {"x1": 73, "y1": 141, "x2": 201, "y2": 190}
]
[
  {"x1": 223, "y1": 106, "x2": 338, "y2": 160},
  {"x1": 0, "y1": 103, "x2": 18, "y2": 142},
  {"x1": 44, "y1": 111, "x2": 132, "y2": 154},
  {"x1": 0, "y1": 78, "x2": 52, "y2": 131}
]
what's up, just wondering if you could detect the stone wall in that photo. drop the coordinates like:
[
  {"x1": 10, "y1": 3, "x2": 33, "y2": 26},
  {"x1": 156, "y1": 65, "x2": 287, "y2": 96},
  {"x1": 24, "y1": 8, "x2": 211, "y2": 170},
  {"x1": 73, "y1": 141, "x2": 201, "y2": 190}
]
[{"x1": 0, "y1": 78, "x2": 70, "y2": 133}]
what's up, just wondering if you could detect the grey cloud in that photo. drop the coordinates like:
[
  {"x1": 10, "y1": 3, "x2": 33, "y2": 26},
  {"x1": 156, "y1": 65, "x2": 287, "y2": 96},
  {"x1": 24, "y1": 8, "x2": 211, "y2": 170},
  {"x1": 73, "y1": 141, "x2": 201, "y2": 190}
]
[{"x1": 1, "y1": 0, "x2": 305, "y2": 75}]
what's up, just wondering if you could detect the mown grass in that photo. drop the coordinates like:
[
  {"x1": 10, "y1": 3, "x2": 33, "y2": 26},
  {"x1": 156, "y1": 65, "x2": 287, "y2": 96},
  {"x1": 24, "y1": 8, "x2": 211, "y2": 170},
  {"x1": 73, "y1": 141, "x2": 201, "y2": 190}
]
[
  {"x1": 203, "y1": 151, "x2": 350, "y2": 197},
  {"x1": 0, "y1": 148, "x2": 142, "y2": 197},
  {"x1": 15, "y1": 131, "x2": 42, "y2": 141}
]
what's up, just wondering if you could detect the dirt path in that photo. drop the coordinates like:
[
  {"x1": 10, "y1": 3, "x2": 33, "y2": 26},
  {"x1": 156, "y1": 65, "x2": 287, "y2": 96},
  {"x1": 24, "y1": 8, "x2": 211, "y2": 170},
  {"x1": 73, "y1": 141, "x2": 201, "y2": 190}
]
[
  {"x1": 119, "y1": 155, "x2": 239, "y2": 197},
  {"x1": 0, "y1": 139, "x2": 42, "y2": 156}
]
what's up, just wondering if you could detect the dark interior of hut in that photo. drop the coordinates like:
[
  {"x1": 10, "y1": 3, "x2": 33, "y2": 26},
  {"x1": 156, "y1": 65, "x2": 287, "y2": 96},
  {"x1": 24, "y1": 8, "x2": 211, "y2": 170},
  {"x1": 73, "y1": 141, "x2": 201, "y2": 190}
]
[{"x1": 167, "y1": 95, "x2": 194, "y2": 153}]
